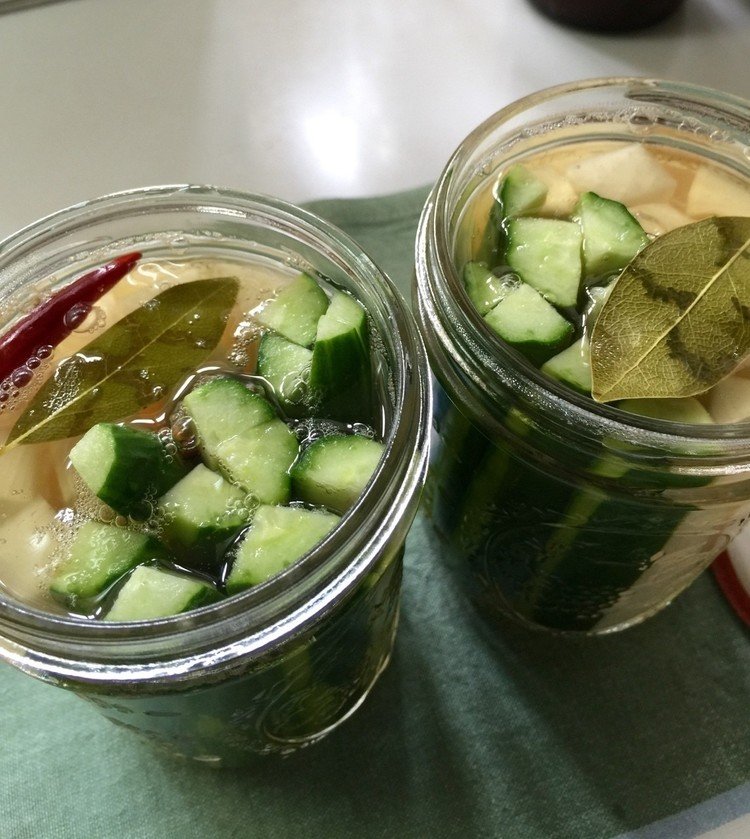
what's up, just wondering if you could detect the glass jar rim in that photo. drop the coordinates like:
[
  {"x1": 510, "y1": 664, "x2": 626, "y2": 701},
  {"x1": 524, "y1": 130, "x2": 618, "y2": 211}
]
[
  {"x1": 0, "y1": 184, "x2": 431, "y2": 676},
  {"x1": 417, "y1": 76, "x2": 750, "y2": 459}
]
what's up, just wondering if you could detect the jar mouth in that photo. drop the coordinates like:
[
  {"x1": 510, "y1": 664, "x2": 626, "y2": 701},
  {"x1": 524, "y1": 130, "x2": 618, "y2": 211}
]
[
  {"x1": 419, "y1": 76, "x2": 750, "y2": 457},
  {"x1": 0, "y1": 185, "x2": 431, "y2": 665}
]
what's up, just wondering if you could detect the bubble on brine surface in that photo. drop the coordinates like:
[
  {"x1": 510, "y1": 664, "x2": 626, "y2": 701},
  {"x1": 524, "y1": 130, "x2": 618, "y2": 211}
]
[
  {"x1": 63, "y1": 302, "x2": 92, "y2": 330},
  {"x1": 10, "y1": 366, "x2": 33, "y2": 388}
]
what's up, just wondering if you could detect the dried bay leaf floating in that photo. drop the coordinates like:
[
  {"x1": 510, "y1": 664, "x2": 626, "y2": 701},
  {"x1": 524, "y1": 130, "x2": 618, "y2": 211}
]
[
  {"x1": 591, "y1": 217, "x2": 750, "y2": 402},
  {"x1": 5, "y1": 278, "x2": 238, "y2": 448}
]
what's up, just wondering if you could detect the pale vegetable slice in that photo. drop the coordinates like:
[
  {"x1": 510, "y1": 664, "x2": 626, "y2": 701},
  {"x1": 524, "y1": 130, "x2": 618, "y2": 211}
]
[
  {"x1": 632, "y1": 203, "x2": 692, "y2": 236},
  {"x1": 707, "y1": 375, "x2": 750, "y2": 424},
  {"x1": 618, "y1": 397, "x2": 713, "y2": 424},
  {"x1": 566, "y1": 145, "x2": 676, "y2": 206},
  {"x1": 534, "y1": 165, "x2": 579, "y2": 217},
  {"x1": 686, "y1": 166, "x2": 750, "y2": 218}
]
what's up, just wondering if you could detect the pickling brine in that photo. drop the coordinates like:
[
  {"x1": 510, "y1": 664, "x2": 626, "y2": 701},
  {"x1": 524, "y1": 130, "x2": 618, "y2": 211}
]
[{"x1": 0, "y1": 256, "x2": 384, "y2": 621}]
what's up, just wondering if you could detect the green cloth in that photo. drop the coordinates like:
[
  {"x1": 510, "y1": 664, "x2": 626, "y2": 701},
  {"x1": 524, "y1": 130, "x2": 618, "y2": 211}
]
[{"x1": 2, "y1": 188, "x2": 750, "y2": 839}]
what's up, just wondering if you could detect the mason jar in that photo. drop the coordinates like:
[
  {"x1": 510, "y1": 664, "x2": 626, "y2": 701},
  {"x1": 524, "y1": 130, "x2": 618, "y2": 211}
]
[
  {"x1": 0, "y1": 185, "x2": 430, "y2": 765},
  {"x1": 414, "y1": 78, "x2": 750, "y2": 634}
]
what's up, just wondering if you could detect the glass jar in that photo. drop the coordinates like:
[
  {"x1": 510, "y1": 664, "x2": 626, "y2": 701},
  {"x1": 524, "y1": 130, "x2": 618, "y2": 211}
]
[
  {"x1": 0, "y1": 185, "x2": 430, "y2": 765},
  {"x1": 415, "y1": 78, "x2": 750, "y2": 634}
]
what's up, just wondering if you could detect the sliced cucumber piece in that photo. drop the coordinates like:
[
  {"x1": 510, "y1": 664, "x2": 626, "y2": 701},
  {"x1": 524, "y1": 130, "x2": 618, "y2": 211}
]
[
  {"x1": 463, "y1": 261, "x2": 517, "y2": 316},
  {"x1": 183, "y1": 377, "x2": 274, "y2": 467},
  {"x1": 484, "y1": 282, "x2": 574, "y2": 364},
  {"x1": 215, "y1": 419, "x2": 299, "y2": 505},
  {"x1": 105, "y1": 565, "x2": 221, "y2": 621},
  {"x1": 474, "y1": 194, "x2": 505, "y2": 268},
  {"x1": 227, "y1": 505, "x2": 340, "y2": 593},
  {"x1": 498, "y1": 164, "x2": 548, "y2": 218},
  {"x1": 541, "y1": 337, "x2": 592, "y2": 395},
  {"x1": 70, "y1": 423, "x2": 186, "y2": 518},
  {"x1": 505, "y1": 217, "x2": 582, "y2": 307},
  {"x1": 291, "y1": 434, "x2": 384, "y2": 514},
  {"x1": 309, "y1": 291, "x2": 373, "y2": 423},
  {"x1": 257, "y1": 333, "x2": 312, "y2": 415},
  {"x1": 158, "y1": 464, "x2": 252, "y2": 567},
  {"x1": 50, "y1": 521, "x2": 163, "y2": 605},
  {"x1": 256, "y1": 272, "x2": 329, "y2": 348},
  {"x1": 575, "y1": 191, "x2": 648, "y2": 277},
  {"x1": 618, "y1": 397, "x2": 714, "y2": 425}
]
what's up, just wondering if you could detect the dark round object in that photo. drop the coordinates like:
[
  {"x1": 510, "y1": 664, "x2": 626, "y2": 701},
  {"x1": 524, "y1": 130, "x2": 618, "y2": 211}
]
[{"x1": 528, "y1": 0, "x2": 685, "y2": 32}]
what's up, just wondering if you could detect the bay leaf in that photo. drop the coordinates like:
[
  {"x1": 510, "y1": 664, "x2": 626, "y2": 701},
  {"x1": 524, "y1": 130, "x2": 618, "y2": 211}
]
[
  {"x1": 4, "y1": 277, "x2": 238, "y2": 448},
  {"x1": 591, "y1": 216, "x2": 750, "y2": 402}
]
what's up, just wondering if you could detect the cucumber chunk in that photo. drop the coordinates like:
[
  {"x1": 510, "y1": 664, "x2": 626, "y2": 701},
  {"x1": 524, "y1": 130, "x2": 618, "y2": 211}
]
[
  {"x1": 183, "y1": 377, "x2": 274, "y2": 467},
  {"x1": 291, "y1": 434, "x2": 385, "y2": 514},
  {"x1": 484, "y1": 283, "x2": 574, "y2": 364},
  {"x1": 498, "y1": 164, "x2": 548, "y2": 218},
  {"x1": 227, "y1": 504, "x2": 340, "y2": 592},
  {"x1": 257, "y1": 272, "x2": 329, "y2": 348},
  {"x1": 575, "y1": 191, "x2": 649, "y2": 277},
  {"x1": 50, "y1": 521, "x2": 163, "y2": 605},
  {"x1": 214, "y1": 419, "x2": 299, "y2": 505},
  {"x1": 474, "y1": 195, "x2": 505, "y2": 268},
  {"x1": 105, "y1": 565, "x2": 221, "y2": 621},
  {"x1": 505, "y1": 217, "x2": 582, "y2": 307},
  {"x1": 618, "y1": 397, "x2": 714, "y2": 425},
  {"x1": 158, "y1": 464, "x2": 252, "y2": 567},
  {"x1": 309, "y1": 291, "x2": 373, "y2": 423},
  {"x1": 256, "y1": 333, "x2": 313, "y2": 416},
  {"x1": 541, "y1": 337, "x2": 592, "y2": 395},
  {"x1": 69, "y1": 423, "x2": 186, "y2": 518},
  {"x1": 463, "y1": 261, "x2": 517, "y2": 316}
]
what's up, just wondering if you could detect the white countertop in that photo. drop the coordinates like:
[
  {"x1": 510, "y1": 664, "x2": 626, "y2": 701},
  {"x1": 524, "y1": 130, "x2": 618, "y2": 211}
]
[
  {"x1": 2, "y1": 3, "x2": 750, "y2": 835},
  {"x1": 1, "y1": 0, "x2": 750, "y2": 240}
]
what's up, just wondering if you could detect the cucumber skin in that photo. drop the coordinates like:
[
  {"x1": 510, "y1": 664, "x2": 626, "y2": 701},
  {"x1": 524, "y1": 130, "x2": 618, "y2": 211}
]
[
  {"x1": 309, "y1": 300, "x2": 373, "y2": 425},
  {"x1": 70, "y1": 423, "x2": 186, "y2": 518},
  {"x1": 427, "y1": 379, "x2": 699, "y2": 632}
]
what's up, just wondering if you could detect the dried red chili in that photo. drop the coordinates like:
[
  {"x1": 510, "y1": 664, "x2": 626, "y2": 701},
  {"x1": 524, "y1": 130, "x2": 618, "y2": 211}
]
[{"x1": 0, "y1": 251, "x2": 140, "y2": 384}]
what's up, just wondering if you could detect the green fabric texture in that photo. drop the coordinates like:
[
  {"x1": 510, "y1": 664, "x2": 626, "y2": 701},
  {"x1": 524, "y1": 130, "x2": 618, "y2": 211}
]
[{"x1": 2, "y1": 188, "x2": 750, "y2": 839}]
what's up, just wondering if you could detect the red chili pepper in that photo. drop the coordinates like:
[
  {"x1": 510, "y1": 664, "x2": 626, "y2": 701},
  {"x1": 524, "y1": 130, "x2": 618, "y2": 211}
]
[{"x1": 0, "y1": 251, "x2": 141, "y2": 385}]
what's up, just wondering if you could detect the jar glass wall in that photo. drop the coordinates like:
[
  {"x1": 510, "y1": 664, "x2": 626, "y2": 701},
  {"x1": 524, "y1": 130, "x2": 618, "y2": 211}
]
[
  {"x1": 415, "y1": 78, "x2": 750, "y2": 634},
  {"x1": 0, "y1": 185, "x2": 430, "y2": 765}
]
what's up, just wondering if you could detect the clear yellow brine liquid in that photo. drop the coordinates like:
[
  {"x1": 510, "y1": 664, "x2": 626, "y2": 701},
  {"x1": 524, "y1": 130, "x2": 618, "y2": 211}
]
[
  {"x1": 457, "y1": 139, "x2": 750, "y2": 424},
  {"x1": 0, "y1": 256, "x2": 302, "y2": 613}
]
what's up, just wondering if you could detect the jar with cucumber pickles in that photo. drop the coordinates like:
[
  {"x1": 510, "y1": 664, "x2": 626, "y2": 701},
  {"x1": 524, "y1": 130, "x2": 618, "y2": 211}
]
[
  {"x1": 0, "y1": 186, "x2": 430, "y2": 765},
  {"x1": 415, "y1": 78, "x2": 750, "y2": 634}
]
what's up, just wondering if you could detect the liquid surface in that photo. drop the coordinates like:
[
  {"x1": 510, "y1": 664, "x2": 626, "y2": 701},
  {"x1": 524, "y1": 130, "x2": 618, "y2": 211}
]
[
  {"x1": 457, "y1": 140, "x2": 750, "y2": 424},
  {"x1": 0, "y1": 256, "x2": 380, "y2": 616}
]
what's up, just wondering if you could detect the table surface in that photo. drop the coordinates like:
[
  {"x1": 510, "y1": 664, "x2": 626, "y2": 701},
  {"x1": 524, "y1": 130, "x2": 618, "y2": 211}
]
[{"x1": 2, "y1": 2, "x2": 750, "y2": 837}]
